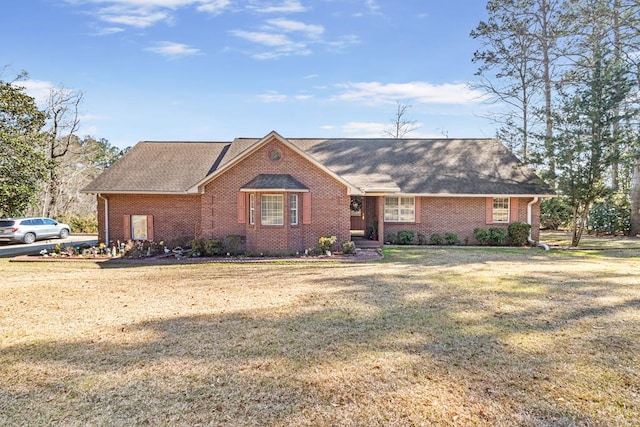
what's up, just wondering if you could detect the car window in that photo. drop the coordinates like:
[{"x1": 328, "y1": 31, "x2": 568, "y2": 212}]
[
  {"x1": 0, "y1": 220, "x2": 16, "y2": 227},
  {"x1": 32, "y1": 219, "x2": 45, "y2": 225},
  {"x1": 43, "y1": 218, "x2": 56, "y2": 225},
  {"x1": 21, "y1": 219, "x2": 34, "y2": 225}
]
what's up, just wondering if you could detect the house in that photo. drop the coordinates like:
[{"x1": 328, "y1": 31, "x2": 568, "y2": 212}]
[{"x1": 83, "y1": 131, "x2": 554, "y2": 253}]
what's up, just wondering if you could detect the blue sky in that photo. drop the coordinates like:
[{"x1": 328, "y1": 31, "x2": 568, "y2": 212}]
[{"x1": 3, "y1": 0, "x2": 493, "y2": 149}]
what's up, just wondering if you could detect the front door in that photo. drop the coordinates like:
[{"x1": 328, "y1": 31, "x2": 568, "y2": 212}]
[{"x1": 350, "y1": 197, "x2": 365, "y2": 231}]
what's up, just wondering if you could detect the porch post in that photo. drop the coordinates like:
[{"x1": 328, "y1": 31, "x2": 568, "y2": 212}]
[{"x1": 377, "y1": 195, "x2": 384, "y2": 243}]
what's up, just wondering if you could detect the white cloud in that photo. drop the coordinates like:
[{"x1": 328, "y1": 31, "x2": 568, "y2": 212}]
[
  {"x1": 196, "y1": 0, "x2": 230, "y2": 14},
  {"x1": 335, "y1": 81, "x2": 486, "y2": 105},
  {"x1": 248, "y1": 0, "x2": 306, "y2": 14},
  {"x1": 230, "y1": 30, "x2": 311, "y2": 59},
  {"x1": 265, "y1": 18, "x2": 324, "y2": 38},
  {"x1": 257, "y1": 91, "x2": 287, "y2": 103},
  {"x1": 12, "y1": 80, "x2": 55, "y2": 106},
  {"x1": 341, "y1": 121, "x2": 387, "y2": 137},
  {"x1": 146, "y1": 41, "x2": 201, "y2": 57},
  {"x1": 68, "y1": 0, "x2": 231, "y2": 30}
]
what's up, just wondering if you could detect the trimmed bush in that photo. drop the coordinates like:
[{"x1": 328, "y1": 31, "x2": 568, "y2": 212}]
[
  {"x1": 474, "y1": 227, "x2": 507, "y2": 246},
  {"x1": 430, "y1": 233, "x2": 444, "y2": 245},
  {"x1": 444, "y1": 232, "x2": 458, "y2": 245},
  {"x1": 225, "y1": 235, "x2": 246, "y2": 255},
  {"x1": 508, "y1": 222, "x2": 531, "y2": 246},
  {"x1": 417, "y1": 233, "x2": 427, "y2": 245},
  {"x1": 385, "y1": 233, "x2": 398, "y2": 244},
  {"x1": 397, "y1": 230, "x2": 415, "y2": 245},
  {"x1": 205, "y1": 238, "x2": 225, "y2": 256},
  {"x1": 489, "y1": 227, "x2": 507, "y2": 246},
  {"x1": 473, "y1": 228, "x2": 491, "y2": 245},
  {"x1": 341, "y1": 241, "x2": 356, "y2": 254}
]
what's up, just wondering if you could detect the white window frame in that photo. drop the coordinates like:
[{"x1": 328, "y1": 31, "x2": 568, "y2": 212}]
[
  {"x1": 492, "y1": 197, "x2": 510, "y2": 223},
  {"x1": 131, "y1": 215, "x2": 148, "y2": 240},
  {"x1": 261, "y1": 194, "x2": 283, "y2": 226},
  {"x1": 384, "y1": 196, "x2": 415, "y2": 222},
  {"x1": 249, "y1": 194, "x2": 255, "y2": 225},
  {"x1": 289, "y1": 194, "x2": 298, "y2": 226}
]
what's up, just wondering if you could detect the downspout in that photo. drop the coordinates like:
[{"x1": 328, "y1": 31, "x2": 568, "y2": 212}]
[
  {"x1": 527, "y1": 196, "x2": 550, "y2": 251},
  {"x1": 97, "y1": 193, "x2": 109, "y2": 244}
]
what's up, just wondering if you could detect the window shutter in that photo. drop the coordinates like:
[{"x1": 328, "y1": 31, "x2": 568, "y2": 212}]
[
  {"x1": 414, "y1": 197, "x2": 421, "y2": 224},
  {"x1": 510, "y1": 198, "x2": 519, "y2": 222},
  {"x1": 237, "y1": 192, "x2": 246, "y2": 224},
  {"x1": 302, "y1": 193, "x2": 311, "y2": 224},
  {"x1": 123, "y1": 215, "x2": 131, "y2": 240},
  {"x1": 147, "y1": 215, "x2": 154, "y2": 241},
  {"x1": 486, "y1": 198, "x2": 493, "y2": 224}
]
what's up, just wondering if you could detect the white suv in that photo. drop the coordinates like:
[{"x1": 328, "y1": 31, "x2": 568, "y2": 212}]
[{"x1": 0, "y1": 218, "x2": 71, "y2": 244}]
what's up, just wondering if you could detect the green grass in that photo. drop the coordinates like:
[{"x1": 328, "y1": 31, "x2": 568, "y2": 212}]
[{"x1": 1, "y1": 247, "x2": 639, "y2": 425}]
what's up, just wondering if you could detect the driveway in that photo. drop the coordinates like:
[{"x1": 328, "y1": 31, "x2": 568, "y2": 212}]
[{"x1": 0, "y1": 234, "x2": 98, "y2": 258}]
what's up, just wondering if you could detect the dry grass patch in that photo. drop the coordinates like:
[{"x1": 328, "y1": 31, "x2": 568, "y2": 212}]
[{"x1": 1, "y1": 248, "x2": 639, "y2": 426}]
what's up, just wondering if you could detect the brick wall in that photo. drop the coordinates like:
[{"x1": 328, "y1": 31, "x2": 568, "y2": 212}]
[
  {"x1": 383, "y1": 196, "x2": 541, "y2": 244},
  {"x1": 97, "y1": 194, "x2": 201, "y2": 245},
  {"x1": 201, "y1": 136, "x2": 351, "y2": 253}
]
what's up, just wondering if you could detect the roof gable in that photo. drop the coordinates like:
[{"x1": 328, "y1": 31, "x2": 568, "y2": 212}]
[{"x1": 189, "y1": 131, "x2": 358, "y2": 193}]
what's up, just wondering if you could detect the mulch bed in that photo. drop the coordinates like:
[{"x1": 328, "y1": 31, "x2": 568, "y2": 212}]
[{"x1": 9, "y1": 248, "x2": 383, "y2": 264}]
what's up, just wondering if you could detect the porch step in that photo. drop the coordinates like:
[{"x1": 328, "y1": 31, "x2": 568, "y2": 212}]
[{"x1": 351, "y1": 236, "x2": 382, "y2": 248}]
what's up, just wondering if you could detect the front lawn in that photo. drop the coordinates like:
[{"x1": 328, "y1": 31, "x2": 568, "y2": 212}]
[{"x1": 0, "y1": 247, "x2": 638, "y2": 425}]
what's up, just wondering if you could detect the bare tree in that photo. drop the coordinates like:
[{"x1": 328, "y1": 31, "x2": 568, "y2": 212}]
[
  {"x1": 383, "y1": 101, "x2": 421, "y2": 138},
  {"x1": 40, "y1": 86, "x2": 83, "y2": 218}
]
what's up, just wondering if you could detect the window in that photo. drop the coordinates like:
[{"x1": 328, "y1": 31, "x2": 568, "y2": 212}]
[
  {"x1": 289, "y1": 194, "x2": 298, "y2": 225},
  {"x1": 261, "y1": 194, "x2": 283, "y2": 226},
  {"x1": 131, "y1": 215, "x2": 148, "y2": 240},
  {"x1": 249, "y1": 194, "x2": 255, "y2": 225},
  {"x1": 492, "y1": 197, "x2": 510, "y2": 223},
  {"x1": 384, "y1": 196, "x2": 415, "y2": 222}
]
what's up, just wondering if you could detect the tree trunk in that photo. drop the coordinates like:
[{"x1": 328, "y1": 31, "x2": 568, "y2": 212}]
[{"x1": 630, "y1": 158, "x2": 640, "y2": 236}]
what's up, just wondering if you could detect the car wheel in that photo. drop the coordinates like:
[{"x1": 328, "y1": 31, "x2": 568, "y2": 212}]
[
  {"x1": 23, "y1": 233, "x2": 36, "y2": 244},
  {"x1": 59, "y1": 228, "x2": 69, "y2": 239}
]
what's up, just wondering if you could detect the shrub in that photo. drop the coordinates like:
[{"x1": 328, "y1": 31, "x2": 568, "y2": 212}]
[
  {"x1": 587, "y1": 195, "x2": 630, "y2": 235},
  {"x1": 341, "y1": 241, "x2": 356, "y2": 254},
  {"x1": 56, "y1": 214, "x2": 98, "y2": 233},
  {"x1": 417, "y1": 233, "x2": 427, "y2": 245},
  {"x1": 508, "y1": 222, "x2": 531, "y2": 246},
  {"x1": 397, "y1": 230, "x2": 415, "y2": 245},
  {"x1": 385, "y1": 233, "x2": 398, "y2": 244},
  {"x1": 205, "y1": 238, "x2": 225, "y2": 256},
  {"x1": 444, "y1": 232, "x2": 458, "y2": 245},
  {"x1": 190, "y1": 238, "x2": 206, "y2": 256},
  {"x1": 474, "y1": 227, "x2": 507, "y2": 246},
  {"x1": 489, "y1": 227, "x2": 507, "y2": 246},
  {"x1": 473, "y1": 228, "x2": 491, "y2": 245},
  {"x1": 225, "y1": 235, "x2": 246, "y2": 255},
  {"x1": 541, "y1": 197, "x2": 572, "y2": 230},
  {"x1": 318, "y1": 235, "x2": 337, "y2": 252},
  {"x1": 429, "y1": 233, "x2": 444, "y2": 245}
]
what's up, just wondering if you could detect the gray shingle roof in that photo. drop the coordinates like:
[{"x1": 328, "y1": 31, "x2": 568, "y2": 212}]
[
  {"x1": 241, "y1": 174, "x2": 309, "y2": 190},
  {"x1": 83, "y1": 136, "x2": 553, "y2": 196},
  {"x1": 82, "y1": 141, "x2": 230, "y2": 193}
]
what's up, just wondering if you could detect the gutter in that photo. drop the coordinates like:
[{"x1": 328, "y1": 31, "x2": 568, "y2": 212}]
[
  {"x1": 527, "y1": 196, "x2": 550, "y2": 251},
  {"x1": 97, "y1": 193, "x2": 109, "y2": 244}
]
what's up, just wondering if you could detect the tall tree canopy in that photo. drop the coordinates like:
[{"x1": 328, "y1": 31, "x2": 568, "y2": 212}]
[
  {"x1": 473, "y1": 0, "x2": 640, "y2": 245},
  {"x1": 0, "y1": 79, "x2": 48, "y2": 217}
]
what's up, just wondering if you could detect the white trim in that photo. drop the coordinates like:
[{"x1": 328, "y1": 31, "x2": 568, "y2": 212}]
[{"x1": 240, "y1": 188, "x2": 309, "y2": 193}]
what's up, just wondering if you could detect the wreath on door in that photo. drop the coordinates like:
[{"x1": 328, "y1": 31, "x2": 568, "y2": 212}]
[{"x1": 350, "y1": 198, "x2": 362, "y2": 212}]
